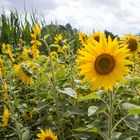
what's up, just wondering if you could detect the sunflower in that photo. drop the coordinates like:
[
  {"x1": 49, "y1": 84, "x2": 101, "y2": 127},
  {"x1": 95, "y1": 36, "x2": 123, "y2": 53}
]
[
  {"x1": 88, "y1": 32, "x2": 105, "y2": 44},
  {"x1": 18, "y1": 48, "x2": 32, "y2": 61},
  {"x1": 30, "y1": 36, "x2": 41, "y2": 58},
  {"x1": 14, "y1": 62, "x2": 34, "y2": 85},
  {"x1": 31, "y1": 33, "x2": 37, "y2": 40},
  {"x1": 37, "y1": 129, "x2": 57, "y2": 140},
  {"x1": 18, "y1": 38, "x2": 25, "y2": 46},
  {"x1": 76, "y1": 34, "x2": 131, "y2": 91},
  {"x1": 2, "y1": 106, "x2": 10, "y2": 126},
  {"x1": 22, "y1": 111, "x2": 32, "y2": 121},
  {"x1": 120, "y1": 34, "x2": 140, "y2": 55},
  {"x1": 32, "y1": 45, "x2": 40, "y2": 58},
  {"x1": 31, "y1": 39, "x2": 42, "y2": 47},
  {"x1": 2, "y1": 82, "x2": 8, "y2": 100},
  {"x1": 50, "y1": 51, "x2": 58, "y2": 61},
  {"x1": 58, "y1": 45, "x2": 67, "y2": 53},
  {"x1": 54, "y1": 34, "x2": 62, "y2": 44},
  {"x1": 78, "y1": 32, "x2": 88, "y2": 46},
  {"x1": 32, "y1": 23, "x2": 41, "y2": 36},
  {"x1": 2, "y1": 44, "x2": 15, "y2": 63},
  {"x1": 0, "y1": 57, "x2": 5, "y2": 76},
  {"x1": 2, "y1": 43, "x2": 11, "y2": 54},
  {"x1": 30, "y1": 24, "x2": 42, "y2": 59}
]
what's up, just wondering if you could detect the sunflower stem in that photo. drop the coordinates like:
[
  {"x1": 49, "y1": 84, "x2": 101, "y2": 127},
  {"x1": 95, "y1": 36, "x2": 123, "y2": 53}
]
[
  {"x1": 68, "y1": 45, "x2": 79, "y2": 128},
  {"x1": 50, "y1": 54, "x2": 64, "y2": 139},
  {"x1": 43, "y1": 40, "x2": 64, "y2": 140},
  {"x1": 108, "y1": 91, "x2": 113, "y2": 140}
]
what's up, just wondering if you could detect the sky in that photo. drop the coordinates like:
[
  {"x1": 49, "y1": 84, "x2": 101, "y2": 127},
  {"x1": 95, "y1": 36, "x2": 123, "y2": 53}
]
[{"x1": 1, "y1": 0, "x2": 140, "y2": 36}]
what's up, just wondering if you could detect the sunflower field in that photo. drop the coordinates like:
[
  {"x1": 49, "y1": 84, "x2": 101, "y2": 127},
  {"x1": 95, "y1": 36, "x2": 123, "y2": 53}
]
[{"x1": 0, "y1": 11, "x2": 140, "y2": 140}]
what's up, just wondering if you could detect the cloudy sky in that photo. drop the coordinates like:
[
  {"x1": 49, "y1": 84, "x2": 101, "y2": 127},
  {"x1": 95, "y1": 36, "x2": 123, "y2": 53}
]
[{"x1": 1, "y1": 0, "x2": 140, "y2": 35}]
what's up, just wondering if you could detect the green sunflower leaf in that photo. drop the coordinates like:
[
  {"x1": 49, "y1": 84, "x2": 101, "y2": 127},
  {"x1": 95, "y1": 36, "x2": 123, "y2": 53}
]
[
  {"x1": 77, "y1": 92, "x2": 100, "y2": 102},
  {"x1": 74, "y1": 127, "x2": 97, "y2": 133},
  {"x1": 88, "y1": 106, "x2": 99, "y2": 116},
  {"x1": 128, "y1": 108, "x2": 140, "y2": 114},
  {"x1": 58, "y1": 88, "x2": 77, "y2": 99}
]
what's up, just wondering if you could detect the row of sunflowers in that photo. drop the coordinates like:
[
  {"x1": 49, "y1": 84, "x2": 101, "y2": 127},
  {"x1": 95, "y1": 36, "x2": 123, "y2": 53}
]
[{"x1": 0, "y1": 22, "x2": 140, "y2": 140}]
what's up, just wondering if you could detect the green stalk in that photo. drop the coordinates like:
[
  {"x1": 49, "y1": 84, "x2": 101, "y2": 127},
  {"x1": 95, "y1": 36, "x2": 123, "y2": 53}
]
[
  {"x1": 50, "y1": 49, "x2": 65, "y2": 140},
  {"x1": 42, "y1": 40, "x2": 64, "y2": 140},
  {"x1": 68, "y1": 45, "x2": 78, "y2": 127},
  {"x1": 108, "y1": 91, "x2": 113, "y2": 140}
]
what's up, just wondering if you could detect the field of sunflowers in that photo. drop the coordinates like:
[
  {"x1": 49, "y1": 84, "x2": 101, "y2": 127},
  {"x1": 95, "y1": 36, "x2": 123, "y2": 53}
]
[{"x1": 0, "y1": 11, "x2": 140, "y2": 140}]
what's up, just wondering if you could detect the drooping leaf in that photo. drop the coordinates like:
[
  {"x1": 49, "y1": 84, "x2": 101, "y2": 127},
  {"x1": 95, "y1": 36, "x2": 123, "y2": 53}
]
[
  {"x1": 122, "y1": 103, "x2": 140, "y2": 110},
  {"x1": 124, "y1": 116, "x2": 139, "y2": 131},
  {"x1": 88, "y1": 106, "x2": 99, "y2": 116},
  {"x1": 58, "y1": 88, "x2": 77, "y2": 98}
]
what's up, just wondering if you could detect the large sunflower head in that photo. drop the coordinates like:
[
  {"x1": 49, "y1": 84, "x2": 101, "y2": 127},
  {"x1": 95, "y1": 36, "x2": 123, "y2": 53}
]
[
  {"x1": 120, "y1": 33, "x2": 140, "y2": 55},
  {"x1": 37, "y1": 129, "x2": 57, "y2": 140},
  {"x1": 76, "y1": 34, "x2": 131, "y2": 91}
]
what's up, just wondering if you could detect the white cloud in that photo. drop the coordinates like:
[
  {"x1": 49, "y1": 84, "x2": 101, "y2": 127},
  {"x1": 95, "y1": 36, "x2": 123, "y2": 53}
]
[{"x1": 0, "y1": 0, "x2": 140, "y2": 35}]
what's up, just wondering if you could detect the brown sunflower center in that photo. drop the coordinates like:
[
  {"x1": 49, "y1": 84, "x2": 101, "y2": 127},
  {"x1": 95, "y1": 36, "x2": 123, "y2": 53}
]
[
  {"x1": 94, "y1": 36, "x2": 100, "y2": 42},
  {"x1": 94, "y1": 54, "x2": 115, "y2": 75},
  {"x1": 44, "y1": 136, "x2": 53, "y2": 140},
  {"x1": 127, "y1": 38, "x2": 137, "y2": 52}
]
